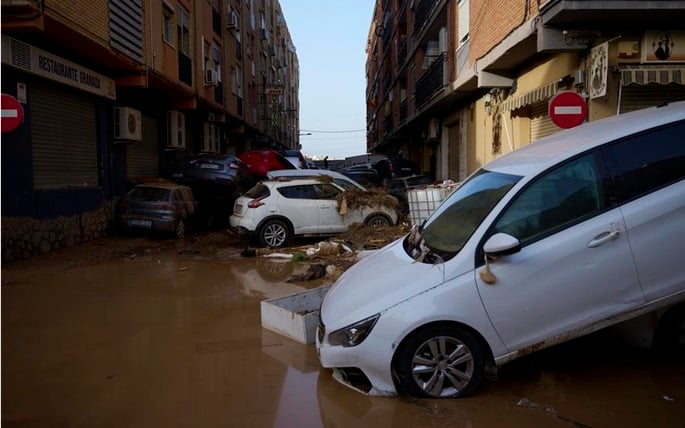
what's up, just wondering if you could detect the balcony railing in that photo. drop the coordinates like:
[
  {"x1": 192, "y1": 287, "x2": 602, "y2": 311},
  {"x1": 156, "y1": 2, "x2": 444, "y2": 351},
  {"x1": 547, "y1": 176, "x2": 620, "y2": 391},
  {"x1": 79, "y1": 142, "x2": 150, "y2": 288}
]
[
  {"x1": 414, "y1": 0, "x2": 437, "y2": 33},
  {"x1": 414, "y1": 52, "x2": 444, "y2": 107}
]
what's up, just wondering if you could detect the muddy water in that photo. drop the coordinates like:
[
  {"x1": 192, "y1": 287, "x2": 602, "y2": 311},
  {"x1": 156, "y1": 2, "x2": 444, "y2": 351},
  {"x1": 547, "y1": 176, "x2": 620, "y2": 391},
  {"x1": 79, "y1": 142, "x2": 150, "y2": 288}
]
[{"x1": 2, "y1": 244, "x2": 684, "y2": 427}]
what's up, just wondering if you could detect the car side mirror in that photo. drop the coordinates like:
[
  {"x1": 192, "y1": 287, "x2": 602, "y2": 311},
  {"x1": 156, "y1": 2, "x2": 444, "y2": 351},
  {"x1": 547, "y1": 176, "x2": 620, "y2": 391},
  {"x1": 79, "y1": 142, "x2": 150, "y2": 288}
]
[{"x1": 483, "y1": 233, "x2": 521, "y2": 257}]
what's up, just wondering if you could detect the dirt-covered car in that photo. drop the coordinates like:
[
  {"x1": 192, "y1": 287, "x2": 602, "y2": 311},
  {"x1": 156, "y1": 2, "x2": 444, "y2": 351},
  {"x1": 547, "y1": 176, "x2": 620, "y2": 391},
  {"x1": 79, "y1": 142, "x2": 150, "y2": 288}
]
[
  {"x1": 230, "y1": 178, "x2": 399, "y2": 248},
  {"x1": 119, "y1": 182, "x2": 197, "y2": 238}
]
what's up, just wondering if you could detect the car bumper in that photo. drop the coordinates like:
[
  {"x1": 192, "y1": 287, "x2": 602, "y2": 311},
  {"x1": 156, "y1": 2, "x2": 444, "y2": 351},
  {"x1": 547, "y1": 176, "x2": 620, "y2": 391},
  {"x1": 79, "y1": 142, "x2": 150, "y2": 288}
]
[
  {"x1": 316, "y1": 321, "x2": 398, "y2": 397},
  {"x1": 122, "y1": 215, "x2": 176, "y2": 232}
]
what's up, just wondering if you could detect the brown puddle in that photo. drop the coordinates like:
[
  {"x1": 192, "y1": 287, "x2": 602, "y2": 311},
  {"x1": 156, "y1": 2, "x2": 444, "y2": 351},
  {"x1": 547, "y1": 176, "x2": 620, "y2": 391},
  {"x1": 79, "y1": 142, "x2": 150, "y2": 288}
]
[{"x1": 2, "y1": 240, "x2": 684, "y2": 427}]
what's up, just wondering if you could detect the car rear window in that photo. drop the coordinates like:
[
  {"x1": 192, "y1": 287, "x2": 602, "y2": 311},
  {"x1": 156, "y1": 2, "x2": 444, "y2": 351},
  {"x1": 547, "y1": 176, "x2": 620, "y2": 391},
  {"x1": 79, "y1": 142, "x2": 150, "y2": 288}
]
[
  {"x1": 245, "y1": 184, "x2": 270, "y2": 198},
  {"x1": 128, "y1": 187, "x2": 171, "y2": 201}
]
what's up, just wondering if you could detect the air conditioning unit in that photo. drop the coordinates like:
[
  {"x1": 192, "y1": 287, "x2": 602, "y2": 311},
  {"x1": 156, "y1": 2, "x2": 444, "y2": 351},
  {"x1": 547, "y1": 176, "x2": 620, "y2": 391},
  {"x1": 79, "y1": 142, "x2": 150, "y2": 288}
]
[
  {"x1": 205, "y1": 68, "x2": 218, "y2": 86},
  {"x1": 226, "y1": 11, "x2": 237, "y2": 29},
  {"x1": 113, "y1": 107, "x2": 142, "y2": 141},
  {"x1": 167, "y1": 110, "x2": 186, "y2": 149}
]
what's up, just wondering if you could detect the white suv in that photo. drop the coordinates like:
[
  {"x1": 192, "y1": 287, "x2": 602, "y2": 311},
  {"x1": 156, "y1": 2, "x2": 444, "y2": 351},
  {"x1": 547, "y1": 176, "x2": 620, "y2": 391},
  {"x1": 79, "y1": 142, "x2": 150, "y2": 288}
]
[
  {"x1": 317, "y1": 101, "x2": 685, "y2": 399},
  {"x1": 230, "y1": 178, "x2": 398, "y2": 248}
]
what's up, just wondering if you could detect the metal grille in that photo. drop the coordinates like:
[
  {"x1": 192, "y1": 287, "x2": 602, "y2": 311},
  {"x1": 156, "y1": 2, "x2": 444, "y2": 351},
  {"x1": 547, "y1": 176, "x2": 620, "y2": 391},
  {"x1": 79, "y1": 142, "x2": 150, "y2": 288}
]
[{"x1": 127, "y1": 115, "x2": 159, "y2": 179}]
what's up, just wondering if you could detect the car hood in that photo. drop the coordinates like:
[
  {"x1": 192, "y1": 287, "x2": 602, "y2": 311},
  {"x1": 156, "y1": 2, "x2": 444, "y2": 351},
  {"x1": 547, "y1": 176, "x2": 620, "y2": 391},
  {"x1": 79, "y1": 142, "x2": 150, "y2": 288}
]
[{"x1": 321, "y1": 237, "x2": 446, "y2": 329}]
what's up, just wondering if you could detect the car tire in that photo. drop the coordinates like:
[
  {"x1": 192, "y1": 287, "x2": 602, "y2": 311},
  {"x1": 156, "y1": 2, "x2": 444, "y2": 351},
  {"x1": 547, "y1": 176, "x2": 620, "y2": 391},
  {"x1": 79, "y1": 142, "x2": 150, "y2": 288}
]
[
  {"x1": 394, "y1": 324, "x2": 485, "y2": 398},
  {"x1": 365, "y1": 214, "x2": 391, "y2": 228},
  {"x1": 259, "y1": 219, "x2": 291, "y2": 248}
]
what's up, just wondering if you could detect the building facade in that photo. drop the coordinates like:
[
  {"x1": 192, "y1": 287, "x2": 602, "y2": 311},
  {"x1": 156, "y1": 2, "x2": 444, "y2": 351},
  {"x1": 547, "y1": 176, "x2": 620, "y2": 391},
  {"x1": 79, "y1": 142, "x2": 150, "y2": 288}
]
[
  {"x1": 366, "y1": 0, "x2": 685, "y2": 181},
  {"x1": 1, "y1": 0, "x2": 300, "y2": 261}
]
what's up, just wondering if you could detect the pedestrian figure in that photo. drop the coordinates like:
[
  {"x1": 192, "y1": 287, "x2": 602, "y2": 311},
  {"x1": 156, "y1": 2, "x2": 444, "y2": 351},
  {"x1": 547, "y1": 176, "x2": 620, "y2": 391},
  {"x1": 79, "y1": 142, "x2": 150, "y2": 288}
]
[{"x1": 323, "y1": 156, "x2": 329, "y2": 169}]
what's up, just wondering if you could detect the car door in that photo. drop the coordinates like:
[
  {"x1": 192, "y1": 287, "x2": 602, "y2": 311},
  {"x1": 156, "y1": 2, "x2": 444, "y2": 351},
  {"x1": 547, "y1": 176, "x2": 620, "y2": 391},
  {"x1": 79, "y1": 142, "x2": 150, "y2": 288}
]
[
  {"x1": 277, "y1": 184, "x2": 320, "y2": 234},
  {"x1": 601, "y1": 120, "x2": 685, "y2": 302},
  {"x1": 314, "y1": 183, "x2": 345, "y2": 233},
  {"x1": 476, "y1": 153, "x2": 646, "y2": 352}
]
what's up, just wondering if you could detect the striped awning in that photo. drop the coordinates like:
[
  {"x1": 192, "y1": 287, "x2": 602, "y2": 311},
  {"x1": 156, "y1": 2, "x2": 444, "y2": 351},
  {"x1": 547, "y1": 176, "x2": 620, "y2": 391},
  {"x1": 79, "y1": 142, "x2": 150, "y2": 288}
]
[
  {"x1": 500, "y1": 81, "x2": 558, "y2": 112},
  {"x1": 620, "y1": 65, "x2": 684, "y2": 86}
]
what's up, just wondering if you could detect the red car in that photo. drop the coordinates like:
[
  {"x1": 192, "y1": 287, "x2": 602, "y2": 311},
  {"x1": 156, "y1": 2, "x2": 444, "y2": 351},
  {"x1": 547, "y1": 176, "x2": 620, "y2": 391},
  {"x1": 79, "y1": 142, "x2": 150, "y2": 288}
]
[{"x1": 238, "y1": 148, "x2": 296, "y2": 178}]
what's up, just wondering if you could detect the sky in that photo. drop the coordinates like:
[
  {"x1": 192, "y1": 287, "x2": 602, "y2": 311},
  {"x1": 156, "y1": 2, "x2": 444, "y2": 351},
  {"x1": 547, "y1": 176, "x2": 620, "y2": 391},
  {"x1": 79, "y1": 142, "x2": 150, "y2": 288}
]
[{"x1": 278, "y1": 1, "x2": 375, "y2": 160}]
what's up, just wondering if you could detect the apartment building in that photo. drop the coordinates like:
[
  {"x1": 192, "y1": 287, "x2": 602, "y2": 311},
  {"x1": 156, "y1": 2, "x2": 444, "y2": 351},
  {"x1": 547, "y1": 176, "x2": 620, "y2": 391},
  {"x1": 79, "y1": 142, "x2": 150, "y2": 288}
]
[
  {"x1": 366, "y1": 0, "x2": 685, "y2": 181},
  {"x1": 1, "y1": 0, "x2": 299, "y2": 261}
]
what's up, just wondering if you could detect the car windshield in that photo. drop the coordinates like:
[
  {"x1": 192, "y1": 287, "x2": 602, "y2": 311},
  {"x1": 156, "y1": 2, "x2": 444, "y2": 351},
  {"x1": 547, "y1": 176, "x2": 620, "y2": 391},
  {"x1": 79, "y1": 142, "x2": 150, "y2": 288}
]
[
  {"x1": 419, "y1": 169, "x2": 521, "y2": 255},
  {"x1": 128, "y1": 187, "x2": 171, "y2": 201}
]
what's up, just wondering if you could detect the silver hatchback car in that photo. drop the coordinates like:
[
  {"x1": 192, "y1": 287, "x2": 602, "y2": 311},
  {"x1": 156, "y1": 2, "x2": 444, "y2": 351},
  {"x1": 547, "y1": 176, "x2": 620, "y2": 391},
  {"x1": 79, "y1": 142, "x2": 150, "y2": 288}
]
[{"x1": 119, "y1": 182, "x2": 197, "y2": 238}]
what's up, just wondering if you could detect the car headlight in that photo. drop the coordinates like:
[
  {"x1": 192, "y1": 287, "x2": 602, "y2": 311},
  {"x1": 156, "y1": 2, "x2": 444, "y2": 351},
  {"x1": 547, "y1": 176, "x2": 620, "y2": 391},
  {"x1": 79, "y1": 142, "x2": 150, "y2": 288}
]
[{"x1": 328, "y1": 314, "x2": 380, "y2": 347}]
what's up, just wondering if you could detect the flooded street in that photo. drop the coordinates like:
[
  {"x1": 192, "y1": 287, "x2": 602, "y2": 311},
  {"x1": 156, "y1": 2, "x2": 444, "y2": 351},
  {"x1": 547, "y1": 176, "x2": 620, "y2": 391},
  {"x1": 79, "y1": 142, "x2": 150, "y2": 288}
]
[{"x1": 2, "y1": 235, "x2": 684, "y2": 428}]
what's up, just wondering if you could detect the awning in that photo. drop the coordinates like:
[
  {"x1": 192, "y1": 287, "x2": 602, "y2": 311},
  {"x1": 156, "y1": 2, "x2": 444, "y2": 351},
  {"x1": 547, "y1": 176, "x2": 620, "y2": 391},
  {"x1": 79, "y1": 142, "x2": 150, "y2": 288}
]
[
  {"x1": 500, "y1": 80, "x2": 558, "y2": 112},
  {"x1": 620, "y1": 65, "x2": 684, "y2": 86}
]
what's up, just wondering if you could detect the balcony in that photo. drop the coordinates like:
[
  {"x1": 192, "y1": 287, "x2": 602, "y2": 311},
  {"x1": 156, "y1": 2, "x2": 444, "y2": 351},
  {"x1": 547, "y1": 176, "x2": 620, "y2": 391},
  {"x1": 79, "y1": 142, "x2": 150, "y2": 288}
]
[
  {"x1": 413, "y1": 0, "x2": 437, "y2": 33},
  {"x1": 414, "y1": 52, "x2": 445, "y2": 108}
]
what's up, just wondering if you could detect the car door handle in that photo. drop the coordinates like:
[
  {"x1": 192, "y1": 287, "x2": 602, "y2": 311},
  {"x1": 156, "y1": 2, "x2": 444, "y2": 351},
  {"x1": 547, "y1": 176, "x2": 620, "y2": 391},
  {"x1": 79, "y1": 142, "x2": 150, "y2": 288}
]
[{"x1": 587, "y1": 230, "x2": 620, "y2": 248}]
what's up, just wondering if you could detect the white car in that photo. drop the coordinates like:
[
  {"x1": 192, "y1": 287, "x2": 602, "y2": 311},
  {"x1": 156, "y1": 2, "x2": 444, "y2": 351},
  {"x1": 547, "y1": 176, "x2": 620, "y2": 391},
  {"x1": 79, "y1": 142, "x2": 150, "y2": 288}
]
[
  {"x1": 230, "y1": 178, "x2": 399, "y2": 248},
  {"x1": 266, "y1": 169, "x2": 366, "y2": 190},
  {"x1": 317, "y1": 101, "x2": 685, "y2": 398}
]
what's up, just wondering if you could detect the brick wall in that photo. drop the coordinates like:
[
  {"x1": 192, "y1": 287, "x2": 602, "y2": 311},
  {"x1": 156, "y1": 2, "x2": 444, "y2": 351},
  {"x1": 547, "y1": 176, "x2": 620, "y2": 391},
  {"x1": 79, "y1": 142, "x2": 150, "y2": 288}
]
[
  {"x1": 469, "y1": 0, "x2": 541, "y2": 63},
  {"x1": 45, "y1": 0, "x2": 109, "y2": 46}
]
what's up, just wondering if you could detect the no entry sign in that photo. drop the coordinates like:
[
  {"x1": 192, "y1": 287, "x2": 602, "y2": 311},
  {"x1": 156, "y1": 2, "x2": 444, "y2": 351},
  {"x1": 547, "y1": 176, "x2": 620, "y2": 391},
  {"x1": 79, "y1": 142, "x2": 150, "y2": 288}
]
[
  {"x1": 548, "y1": 91, "x2": 587, "y2": 129},
  {"x1": 1, "y1": 93, "x2": 24, "y2": 133}
]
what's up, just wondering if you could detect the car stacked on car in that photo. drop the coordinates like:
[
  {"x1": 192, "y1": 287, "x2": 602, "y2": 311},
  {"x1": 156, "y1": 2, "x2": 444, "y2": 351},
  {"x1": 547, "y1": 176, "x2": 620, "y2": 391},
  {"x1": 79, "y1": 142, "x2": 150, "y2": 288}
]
[{"x1": 174, "y1": 152, "x2": 256, "y2": 228}]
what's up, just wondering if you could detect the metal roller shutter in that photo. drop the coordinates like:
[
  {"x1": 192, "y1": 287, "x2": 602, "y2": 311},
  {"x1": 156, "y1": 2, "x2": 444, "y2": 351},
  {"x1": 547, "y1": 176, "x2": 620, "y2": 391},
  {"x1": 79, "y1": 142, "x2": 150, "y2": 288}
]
[
  {"x1": 619, "y1": 83, "x2": 685, "y2": 113},
  {"x1": 127, "y1": 115, "x2": 159, "y2": 179},
  {"x1": 31, "y1": 83, "x2": 98, "y2": 189},
  {"x1": 530, "y1": 102, "x2": 558, "y2": 141}
]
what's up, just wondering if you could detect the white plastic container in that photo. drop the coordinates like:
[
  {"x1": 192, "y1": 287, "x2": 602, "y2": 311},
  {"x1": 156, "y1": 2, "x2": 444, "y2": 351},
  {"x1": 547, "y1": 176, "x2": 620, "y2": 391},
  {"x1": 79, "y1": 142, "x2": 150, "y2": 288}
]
[
  {"x1": 260, "y1": 286, "x2": 330, "y2": 344},
  {"x1": 407, "y1": 187, "x2": 451, "y2": 226}
]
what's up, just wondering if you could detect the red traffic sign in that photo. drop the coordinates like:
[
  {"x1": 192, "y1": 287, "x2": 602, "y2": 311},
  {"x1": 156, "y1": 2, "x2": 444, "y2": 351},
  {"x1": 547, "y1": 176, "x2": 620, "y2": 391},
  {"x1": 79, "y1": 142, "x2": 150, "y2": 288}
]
[
  {"x1": 1, "y1": 93, "x2": 25, "y2": 133},
  {"x1": 548, "y1": 90, "x2": 587, "y2": 129}
]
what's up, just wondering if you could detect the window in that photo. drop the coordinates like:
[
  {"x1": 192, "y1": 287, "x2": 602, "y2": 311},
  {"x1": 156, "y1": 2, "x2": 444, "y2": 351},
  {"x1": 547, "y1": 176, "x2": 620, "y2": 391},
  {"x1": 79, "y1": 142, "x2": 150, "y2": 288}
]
[
  {"x1": 177, "y1": 6, "x2": 190, "y2": 56},
  {"x1": 458, "y1": 0, "x2": 469, "y2": 46},
  {"x1": 279, "y1": 184, "x2": 318, "y2": 199},
  {"x1": 212, "y1": 42, "x2": 221, "y2": 81},
  {"x1": 493, "y1": 154, "x2": 604, "y2": 245},
  {"x1": 602, "y1": 120, "x2": 685, "y2": 203},
  {"x1": 315, "y1": 184, "x2": 340, "y2": 200},
  {"x1": 203, "y1": 122, "x2": 220, "y2": 152},
  {"x1": 421, "y1": 170, "x2": 521, "y2": 254},
  {"x1": 163, "y1": 7, "x2": 173, "y2": 44}
]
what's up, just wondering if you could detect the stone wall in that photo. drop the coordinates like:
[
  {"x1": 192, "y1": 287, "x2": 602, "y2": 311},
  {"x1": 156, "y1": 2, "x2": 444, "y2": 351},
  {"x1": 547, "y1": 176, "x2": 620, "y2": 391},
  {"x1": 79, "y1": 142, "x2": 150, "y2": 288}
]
[{"x1": 2, "y1": 202, "x2": 112, "y2": 263}]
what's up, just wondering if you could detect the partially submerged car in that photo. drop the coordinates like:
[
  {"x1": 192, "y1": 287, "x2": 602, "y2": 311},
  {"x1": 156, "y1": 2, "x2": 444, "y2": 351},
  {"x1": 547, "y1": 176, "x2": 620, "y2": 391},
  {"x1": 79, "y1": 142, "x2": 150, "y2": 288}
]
[
  {"x1": 230, "y1": 178, "x2": 399, "y2": 248},
  {"x1": 119, "y1": 182, "x2": 197, "y2": 238},
  {"x1": 316, "y1": 101, "x2": 685, "y2": 398}
]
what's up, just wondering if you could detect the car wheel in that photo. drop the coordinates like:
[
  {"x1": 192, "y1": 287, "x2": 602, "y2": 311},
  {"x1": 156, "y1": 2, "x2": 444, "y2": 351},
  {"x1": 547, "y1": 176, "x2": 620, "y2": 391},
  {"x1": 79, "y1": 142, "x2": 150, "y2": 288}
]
[
  {"x1": 175, "y1": 219, "x2": 185, "y2": 239},
  {"x1": 259, "y1": 219, "x2": 290, "y2": 248},
  {"x1": 365, "y1": 214, "x2": 390, "y2": 228},
  {"x1": 394, "y1": 325, "x2": 485, "y2": 398}
]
